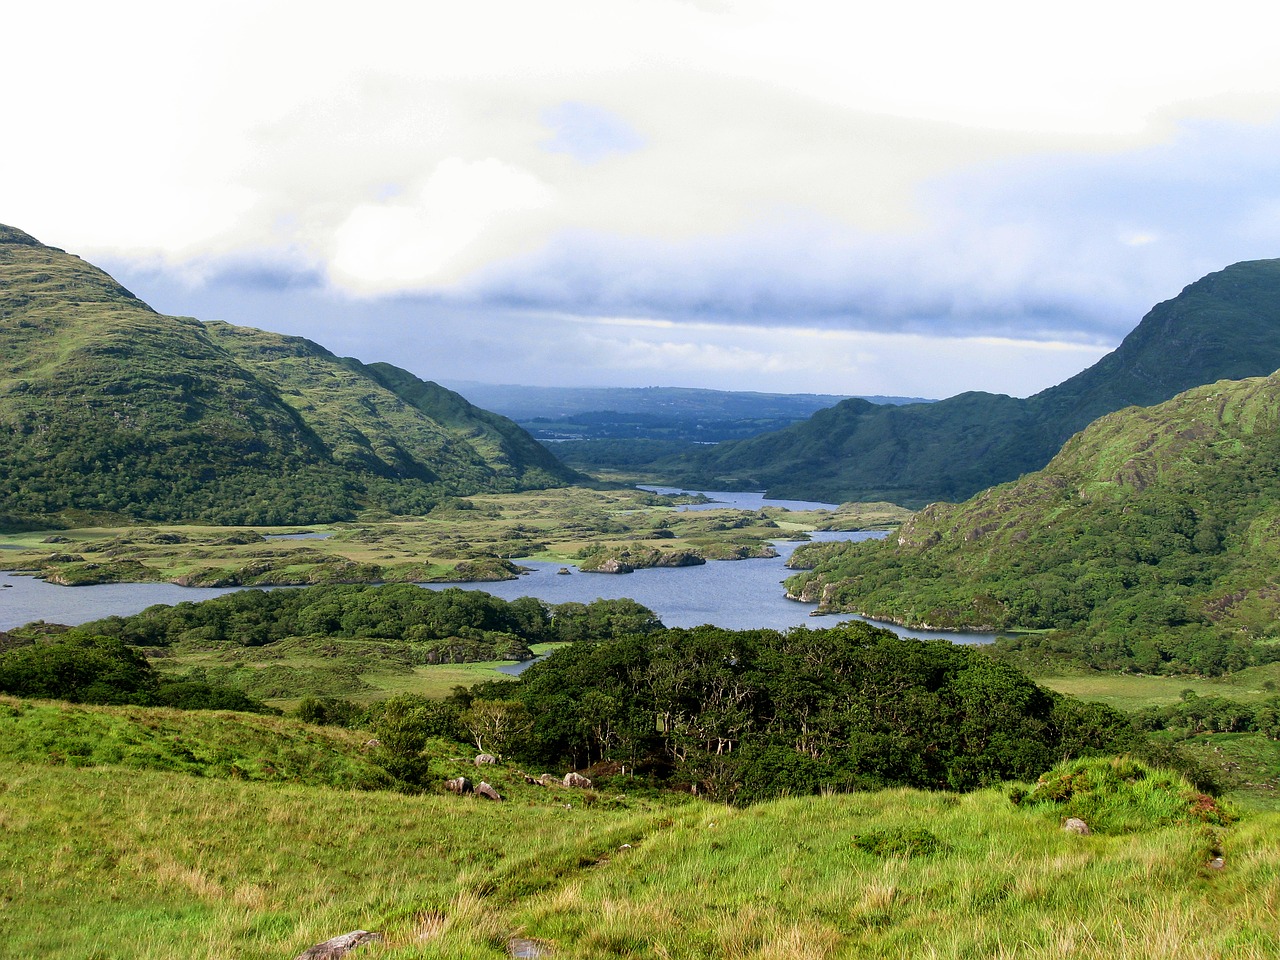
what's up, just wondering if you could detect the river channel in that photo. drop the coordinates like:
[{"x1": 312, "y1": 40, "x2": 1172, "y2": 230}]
[{"x1": 0, "y1": 489, "x2": 999, "y2": 645}]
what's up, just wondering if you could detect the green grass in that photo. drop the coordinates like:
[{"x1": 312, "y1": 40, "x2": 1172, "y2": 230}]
[
  {"x1": 2, "y1": 754, "x2": 1277, "y2": 959},
  {"x1": 3, "y1": 697, "x2": 1278, "y2": 958},
  {"x1": 0, "y1": 695, "x2": 392, "y2": 788},
  {"x1": 1170, "y1": 733, "x2": 1280, "y2": 812},
  {"x1": 1035, "y1": 671, "x2": 1271, "y2": 711}
]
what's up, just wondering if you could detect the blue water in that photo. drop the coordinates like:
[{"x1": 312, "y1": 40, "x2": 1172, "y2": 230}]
[
  {"x1": 419, "y1": 532, "x2": 994, "y2": 643},
  {"x1": 638, "y1": 485, "x2": 841, "y2": 513},
  {"x1": 0, "y1": 490, "x2": 998, "y2": 645},
  {"x1": 0, "y1": 575, "x2": 244, "y2": 631}
]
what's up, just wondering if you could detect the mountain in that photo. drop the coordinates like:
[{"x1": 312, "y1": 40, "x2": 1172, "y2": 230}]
[
  {"x1": 784, "y1": 370, "x2": 1280, "y2": 674},
  {"x1": 668, "y1": 259, "x2": 1280, "y2": 506},
  {"x1": 0, "y1": 225, "x2": 579, "y2": 527}
]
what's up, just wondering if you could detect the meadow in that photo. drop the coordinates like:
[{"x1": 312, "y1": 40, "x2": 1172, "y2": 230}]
[{"x1": 2, "y1": 697, "x2": 1277, "y2": 960}]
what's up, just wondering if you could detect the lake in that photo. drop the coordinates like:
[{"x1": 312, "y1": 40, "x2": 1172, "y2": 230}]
[{"x1": 0, "y1": 489, "x2": 999, "y2": 645}]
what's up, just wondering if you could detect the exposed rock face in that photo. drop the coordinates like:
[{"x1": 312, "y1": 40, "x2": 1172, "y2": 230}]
[
  {"x1": 476, "y1": 781, "x2": 502, "y2": 801},
  {"x1": 564, "y1": 772, "x2": 592, "y2": 789},
  {"x1": 587, "y1": 558, "x2": 635, "y2": 574},
  {"x1": 446, "y1": 776, "x2": 472, "y2": 794},
  {"x1": 295, "y1": 930, "x2": 383, "y2": 959},
  {"x1": 1062, "y1": 818, "x2": 1090, "y2": 836},
  {"x1": 652, "y1": 550, "x2": 705, "y2": 567},
  {"x1": 475, "y1": 753, "x2": 497, "y2": 766}
]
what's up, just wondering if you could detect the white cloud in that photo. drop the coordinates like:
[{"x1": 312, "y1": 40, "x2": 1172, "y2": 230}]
[
  {"x1": 10, "y1": 0, "x2": 1280, "y2": 395},
  {"x1": 329, "y1": 158, "x2": 555, "y2": 292}
]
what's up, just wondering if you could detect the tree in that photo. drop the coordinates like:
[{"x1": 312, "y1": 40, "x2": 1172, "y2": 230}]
[
  {"x1": 0, "y1": 633, "x2": 158, "y2": 704},
  {"x1": 461, "y1": 699, "x2": 531, "y2": 756}
]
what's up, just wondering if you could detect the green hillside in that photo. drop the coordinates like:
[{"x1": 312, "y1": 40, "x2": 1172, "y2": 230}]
[
  {"x1": 670, "y1": 259, "x2": 1280, "y2": 505},
  {"x1": 0, "y1": 225, "x2": 579, "y2": 528},
  {"x1": 1, "y1": 700, "x2": 1272, "y2": 959},
  {"x1": 784, "y1": 371, "x2": 1280, "y2": 674}
]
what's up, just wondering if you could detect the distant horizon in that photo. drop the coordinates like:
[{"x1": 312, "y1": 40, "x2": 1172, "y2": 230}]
[{"x1": 435, "y1": 376, "x2": 935, "y2": 403}]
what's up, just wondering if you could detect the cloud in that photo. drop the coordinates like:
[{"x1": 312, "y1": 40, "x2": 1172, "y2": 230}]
[
  {"x1": 11, "y1": 0, "x2": 1280, "y2": 397},
  {"x1": 328, "y1": 158, "x2": 555, "y2": 293}
]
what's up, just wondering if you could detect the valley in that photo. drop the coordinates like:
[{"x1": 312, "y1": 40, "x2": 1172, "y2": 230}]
[{"x1": 4, "y1": 225, "x2": 1280, "y2": 958}]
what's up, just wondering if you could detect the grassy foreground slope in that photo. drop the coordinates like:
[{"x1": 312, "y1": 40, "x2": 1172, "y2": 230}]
[
  {"x1": 0, "y1": 224, "x2": 578, "y2": 528},
  {"x1": 670, "y1": 258, "x2": 1280, "y2": 505},
  {"x1": 786, "y1": 370, "x2": 1280, "y2": 675},
  {"x1": 2, "y1": 748, "x2": 1276, "y2": 959}
]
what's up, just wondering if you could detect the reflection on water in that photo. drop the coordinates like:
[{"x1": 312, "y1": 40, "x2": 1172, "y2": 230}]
[
  {"x1": 638, "y1": 485, "x2": 841, "y2": 513},
  {"x1": 0, "y1": 574, "x2": 243, "y2": 631}
]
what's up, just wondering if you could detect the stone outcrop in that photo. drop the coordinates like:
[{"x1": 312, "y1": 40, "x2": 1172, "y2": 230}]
[
  {"x1": 564, "y1": 772, "x2": 592, "y2": 789},
  {"x1": 445, "y1": 777, "x2": 472, "y2": 795},
  {"x1": 476, "y1": 781, "x2": 502, "y2": 801},
  {"x1": 295, "y1": 930, "x2": 383, "y2": 959}
]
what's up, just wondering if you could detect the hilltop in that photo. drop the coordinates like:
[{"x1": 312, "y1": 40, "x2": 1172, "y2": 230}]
[
  {"x1": 785, "y1": 370, "x2": 1280, "y2": 674},
  {"x1": 0, "y1": 225, "x2": 579, "y2": 528},
  {"x1": 668, "y1": 259, "x2": 1280, "y2": 505}
]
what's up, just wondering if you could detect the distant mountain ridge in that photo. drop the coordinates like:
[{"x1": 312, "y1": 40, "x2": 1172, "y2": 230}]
[
  {"x1": 0, "y1": 225, "x2": 579, "y2": 527},
  {"x1": 668, "y1": 259, "x2": 1280, "y2": 506},
  {"x1": 439, "y1": 381, "x2": 931, "y2": 421}
]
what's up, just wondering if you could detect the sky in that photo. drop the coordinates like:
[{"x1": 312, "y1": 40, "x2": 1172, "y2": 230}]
[{"x1": 8, "y1": 0, "x2": 1280, "y2": 399}]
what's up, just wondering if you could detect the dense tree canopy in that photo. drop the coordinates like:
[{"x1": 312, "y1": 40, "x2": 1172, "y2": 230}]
[
  {"x1": 73, "y1": 584, "x2": 660, "y2": 663},
  {"x1": 501, "y1": 622, "x2": 1134, "y2": 803}
]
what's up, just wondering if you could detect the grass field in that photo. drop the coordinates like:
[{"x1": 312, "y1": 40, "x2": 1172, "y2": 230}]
[
  {"x1": 2, "y1": 748, "x2": 1277, "y2": 959},
  {"x1": 1035, "y1": 667, "x2": 1280, "y2": 711}
]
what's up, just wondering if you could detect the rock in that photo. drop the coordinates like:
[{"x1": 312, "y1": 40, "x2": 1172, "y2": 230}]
[
  {"x1": 538, "y1": 773, "x2": 559, "y2": 787},
  {"x1": 1062, "y1": 818, "x2": 1090, "y2": 836},
  {"x1": 1208, "y1": 856, "x2": 1226, "y2": 870},
  {"x1": 476, "y1": 781, "x2": 502, "y2": 801},
  {"x1": 445, "y1": 776, "x2": 472, "y2": 794},
  {"x1": 475, "y1": 753, "x2": 498, "y2": 766},
  {"x1": 556, "y1": 567, "x2": 572, "y2": 575},
  {"x1": 590, "y1": 558, "x2": 634, "y2": 574},
  {"x1": 295, "y1": 930, "x2": 383, "y2": 959},
  {"x1": 509, "y1": 936, "x2": 552, "y2": 958},
  {"x1": 362, "y1": 738, "x2": 381, "y2": 750},
  {"x1": 564, "y1": 772, "x2": 592, "y2": 789}
]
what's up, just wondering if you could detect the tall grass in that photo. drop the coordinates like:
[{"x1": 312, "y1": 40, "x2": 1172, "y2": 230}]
[{"x1": 3, "y1": 756, "x2": 1277, "y2": 959}]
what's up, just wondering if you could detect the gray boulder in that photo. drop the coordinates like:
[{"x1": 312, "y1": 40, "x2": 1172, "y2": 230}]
[{"x1": 295, "y1": 930, "x2": 383, "y2": 959}]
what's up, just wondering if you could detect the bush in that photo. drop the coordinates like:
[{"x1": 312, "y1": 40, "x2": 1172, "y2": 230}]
[
  {"x1": 1018, "y1": 756, "x2": 1238, "y2": 833},
  {"x1": 852, "y1": 827, "x2": 947, "y2": 858}
]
